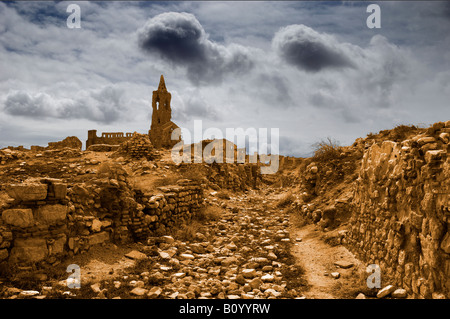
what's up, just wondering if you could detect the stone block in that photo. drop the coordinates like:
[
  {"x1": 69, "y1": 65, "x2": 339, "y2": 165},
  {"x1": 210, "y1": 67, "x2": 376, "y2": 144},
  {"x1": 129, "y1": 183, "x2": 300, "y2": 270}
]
[
  {"x1": 35, "y1": 204, "x2": 67, "y2": 225},
  {"x1": 5, "y1": 183, "x2": 48, "y2": 201},
  {"x1": 424, "y1": 150, "x2": 445, "y2": 164},
  {"x1": 50, "y1": 183, "x2": 67, "y2": 199},
  {"x1": 50, "y1": 235, "x2": 67, "y2": 255},
  {"x1": 91, "y1": 219, "x2": 102, "y2": 232},
  {"x1": 10, "y1": 238, "x2": 48, "y2": 263},
  {"x1": 439, "y1": 132, "x2": 449, "y2": 143},
  {"x1": 417, "y1": 137, "x2": 436, "y2": 145},
  {"x1": 88, "y1": 231, "x2": 110, "y2": 246},
  {"x1": 2, "y1": 209, "x2": 34, "y2": 228}
]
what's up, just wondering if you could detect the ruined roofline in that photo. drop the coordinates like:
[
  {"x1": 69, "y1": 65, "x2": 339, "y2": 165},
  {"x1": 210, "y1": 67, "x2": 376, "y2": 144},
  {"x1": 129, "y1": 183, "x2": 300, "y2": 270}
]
[{"x1": 157, "y1": 74, "x2": 167, "y2": 91}]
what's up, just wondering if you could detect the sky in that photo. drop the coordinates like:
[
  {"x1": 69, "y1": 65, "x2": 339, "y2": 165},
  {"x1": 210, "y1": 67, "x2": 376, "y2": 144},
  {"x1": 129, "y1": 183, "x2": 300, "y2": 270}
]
[{"x1": 0, "y1": 1, "x2": 449, "y2": 157}]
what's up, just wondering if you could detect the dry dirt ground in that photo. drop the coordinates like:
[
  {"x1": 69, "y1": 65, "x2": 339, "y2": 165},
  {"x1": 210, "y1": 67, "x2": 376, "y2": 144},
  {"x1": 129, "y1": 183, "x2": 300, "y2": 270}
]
[
  {"x1": 41, "y1": 187, "x2": 365, "y2": 299},
  {"x1": 291, "y1": 224, "x2": 365, "y2": 298},
  {"x1": 64, "y1": 189, "x2": 366, "y2": 299}
]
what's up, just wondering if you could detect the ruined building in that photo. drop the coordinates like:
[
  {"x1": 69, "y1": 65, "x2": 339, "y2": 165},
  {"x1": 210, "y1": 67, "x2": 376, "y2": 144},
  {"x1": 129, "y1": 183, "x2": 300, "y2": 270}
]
[
  {"x1": 85, "y1": 75, "x2": 180, "y2": 150},
  {"x1": 86, "y1": 131, "x2": 134, "y2": 150},
  {"x1": 148, "y1": 75, "x2": 181, "y2": 148}
]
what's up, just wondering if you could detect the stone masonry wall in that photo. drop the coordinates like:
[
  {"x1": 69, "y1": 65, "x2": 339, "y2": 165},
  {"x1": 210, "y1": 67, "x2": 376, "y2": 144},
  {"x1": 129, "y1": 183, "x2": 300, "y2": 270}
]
[
  {"x1": 0, "y1": 178, "x2": 69, "y2": 268},
  {"x1": 345, "y1": 121, "x2": 450, "y2": 298},
  {"x1": 0, "y1": 164, "x2": 204, "y2": 271}
]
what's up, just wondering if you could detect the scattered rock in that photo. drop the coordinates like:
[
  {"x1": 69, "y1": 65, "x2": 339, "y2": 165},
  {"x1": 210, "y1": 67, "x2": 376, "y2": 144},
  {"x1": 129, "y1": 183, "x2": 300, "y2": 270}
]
[
  {"x1": 19, "y1": 290, "x2": 40, "y2": 297},
  {"x1": 125, "y1": 250, "x2": 148, "y2": 261},
  {"x1": 261, "y1": 274, "x2": 274, "y2": 282},
  {"x1": 377, "y1": 285, "x2": 396, "y2": 298},
  {"x1": 391, "y1": 289, "x2": 407, "y2": 298},
  {"x1": 179, "y1": 253, "x2": 194, "y2": 260},
  {"x1": 147, "y1": 287, "x2": 162, "y2": 298},
  {"x1": 235, "y1": 274, "x2": 246, "y2": 285},
  {"x1": 159, "y1": 251, "x2": 171, "y2": 260},
  {"x1": 242, "y1": 269, "x2": 256, "y2": 279},
  {"x1": 130, "y1": 287, "x2": 148, "y2": 296},
  {"x1": 330, "y1": 272, "x2": 340, "y2": 279},
  {"x1": 90, "y1": 283, "x2": 101, "y2": 294},
  {"x1": 334, "y1": 260, "x2": 354, "y2": 269}
]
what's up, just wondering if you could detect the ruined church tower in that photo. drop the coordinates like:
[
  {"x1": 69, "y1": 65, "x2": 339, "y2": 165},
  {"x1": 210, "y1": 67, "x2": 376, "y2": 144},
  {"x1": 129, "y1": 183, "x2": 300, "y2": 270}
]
[
  {"x1": 151, "y1": 75, "x2": 172, "y2": 128},
  {"x1": 148, "y1": 75, "x2": 181, "y2": 148}
]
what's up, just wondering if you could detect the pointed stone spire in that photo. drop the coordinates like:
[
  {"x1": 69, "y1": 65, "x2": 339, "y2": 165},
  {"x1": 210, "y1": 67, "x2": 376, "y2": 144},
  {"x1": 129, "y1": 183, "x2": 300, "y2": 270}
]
[{"x1": 158, "y1": 74, "x2": 167, "y2": 91}]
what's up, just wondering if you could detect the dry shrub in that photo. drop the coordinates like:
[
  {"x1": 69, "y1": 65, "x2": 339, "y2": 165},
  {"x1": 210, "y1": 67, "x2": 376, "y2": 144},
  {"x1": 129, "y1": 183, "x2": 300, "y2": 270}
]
[
  {"x1": 389, "y1": 124, "x2": 419, "y2": 141},
  {"x1": 277, "y1": 191, "x2": 295, "y2": 208},
  {"x1": 171, "y1": 220, "x2": 202, "y2": 242},
  {"x1": 367, "y1": 124, "x2": 422, "y2": 142},
  {"x1": 312, "y1": 137, "x2": 342, "y2": 163},
  {"x1": 171, "y1": 205, "x2": 222, "y2": 241},
  {"x1": 195, "y1": 205, "x2": 222, "y2": 222}
]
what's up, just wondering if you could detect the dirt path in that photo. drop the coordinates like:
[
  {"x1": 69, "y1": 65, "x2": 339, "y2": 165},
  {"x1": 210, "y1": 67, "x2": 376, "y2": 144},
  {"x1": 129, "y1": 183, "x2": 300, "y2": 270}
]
[{"x1": 291, "y1": 224, "x2": 364, "y2": 299}]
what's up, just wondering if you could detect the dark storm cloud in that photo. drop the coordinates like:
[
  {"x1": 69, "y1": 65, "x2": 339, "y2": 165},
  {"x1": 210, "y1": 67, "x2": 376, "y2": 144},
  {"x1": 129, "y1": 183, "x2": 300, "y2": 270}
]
[
  {"x1": 137, "y1": 11, "x2": 206, "y2": 64},
  {"x1": 3, "y1": 86, "x2": 125, "y2": 124},
  {"x1": 273, "y1": 24, "x2": 354, "y2": 72},
  {"x1": 137, "y1": 12, "x2": 254, "y2": 85}
]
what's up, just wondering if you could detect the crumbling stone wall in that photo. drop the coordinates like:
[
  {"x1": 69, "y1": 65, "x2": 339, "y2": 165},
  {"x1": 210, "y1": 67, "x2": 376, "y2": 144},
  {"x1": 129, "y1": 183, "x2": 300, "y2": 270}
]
[
  {"x1": 0, "y1": 164, "x2": 204, "y2": 271},
  {"x1": 176, "y1": 162, "x2": 261, "y2": 192},
  {"x1": 47, "y1": 136, "x2": 82, "y2": 150},
  {"x1": 114, "y1": 133, "x2": 157, "y2": 160},
  {"x1": 86, "y1": 130, "x2": 133, "y2": 150},
  {"x1": 208, "y1": 163, "x2": 261, "y2": 191},
  {"x1": 345, "y1": 121, "x2": 450, "y2": 298},
  {"x1": 136, "y1": 180, "x2": 204, "y2": 237},
  {"x1": 0, "y1": 178, "x2": 68, "y2": 267},
  {"x1": 0, "y1": 148, "x2": 23, "y2": 165}
]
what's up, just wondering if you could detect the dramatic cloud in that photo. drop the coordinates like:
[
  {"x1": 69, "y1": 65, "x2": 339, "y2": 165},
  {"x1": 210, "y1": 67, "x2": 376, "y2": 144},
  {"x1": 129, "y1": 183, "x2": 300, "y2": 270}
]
[
  {"x1": 3, "y1": 86, "x2": 126, "y2": 124},
  {"x1": 137, "y1": 12, "x2": 254, "y2": 84},
  {"x1": 172, "y1": 88, "x2": 219, "y2": 122},
  {"x1": 272, "y1": 24, "x2": 354, "y2": 72}
]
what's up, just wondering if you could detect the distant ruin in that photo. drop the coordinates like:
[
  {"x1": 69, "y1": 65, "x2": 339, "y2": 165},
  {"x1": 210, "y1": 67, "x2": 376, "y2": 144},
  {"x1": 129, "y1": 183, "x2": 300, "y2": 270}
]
[
  {"x1": 85, "y1": 75, "x2": 181, "y2": 150},
  {"x1": 86, "y1": 131, "x2": 134, "y2": 150}
]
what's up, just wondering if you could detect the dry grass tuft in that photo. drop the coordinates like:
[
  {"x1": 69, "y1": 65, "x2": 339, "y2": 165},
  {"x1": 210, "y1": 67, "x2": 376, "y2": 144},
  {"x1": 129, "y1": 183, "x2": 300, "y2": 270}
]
[
  {"x1": 170, "y1": 205, "x2": 222, "y2": 241},
  {"x1": 312, "y1": 137, "x2": 342, "y2": 163}
]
